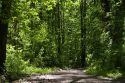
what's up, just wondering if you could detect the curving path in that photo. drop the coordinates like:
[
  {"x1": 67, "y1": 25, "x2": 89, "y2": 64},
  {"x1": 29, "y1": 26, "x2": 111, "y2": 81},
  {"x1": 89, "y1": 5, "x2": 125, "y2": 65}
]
[{"x1": 13, "y1": 69, "x2": 125, "y2": 83}]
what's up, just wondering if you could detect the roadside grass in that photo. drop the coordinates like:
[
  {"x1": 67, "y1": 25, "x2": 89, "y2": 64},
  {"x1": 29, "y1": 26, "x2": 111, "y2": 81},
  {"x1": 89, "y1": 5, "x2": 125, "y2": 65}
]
[
  {"x1": 85, "y1": 66, "x2": 124, "y2": 79},
  {"x1": 23, "y1": 66, "x2": 58, "y2": 74},
  {"x1": 5, "y1": 66, "x2": 59, "y2": 82}
]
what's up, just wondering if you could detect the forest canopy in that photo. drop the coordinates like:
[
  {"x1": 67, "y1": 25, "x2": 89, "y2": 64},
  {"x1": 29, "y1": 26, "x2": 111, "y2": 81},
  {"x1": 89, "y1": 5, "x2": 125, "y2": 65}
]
[{"x1": 0, "y1": 0, "x2": 125, "y2": 81}]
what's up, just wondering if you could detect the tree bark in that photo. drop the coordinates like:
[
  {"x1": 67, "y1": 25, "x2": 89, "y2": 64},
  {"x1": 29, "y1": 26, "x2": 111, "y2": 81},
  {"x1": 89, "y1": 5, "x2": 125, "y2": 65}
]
[
  {"x1": 0, "y1": 0, "x2": 12, "y2": 74},
  {"x1": 57, "y1": 2, "x2": 62, "y2": 67},
  {"x1": 0, "y1": 21, "x2": 8, "y2": 74},
  {"x1": 111, "y1": 0, "x2": 125, "y2": 68},
  {"x1": 101, "y1": 0, "x2": 125, "y2": 68},
  {"x1": 80, "y1": 0, "x2": 87, "y2": 67}
]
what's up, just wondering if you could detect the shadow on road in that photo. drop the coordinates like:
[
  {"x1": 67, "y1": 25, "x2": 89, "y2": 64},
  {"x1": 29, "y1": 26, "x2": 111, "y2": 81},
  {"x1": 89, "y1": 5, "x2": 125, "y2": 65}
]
[{"x1": 12, "y1": 69, "x2": 125, "y2": 83}]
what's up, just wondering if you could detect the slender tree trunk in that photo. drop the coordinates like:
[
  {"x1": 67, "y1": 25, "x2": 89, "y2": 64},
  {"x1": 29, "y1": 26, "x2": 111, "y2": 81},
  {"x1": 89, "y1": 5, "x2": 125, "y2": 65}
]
[
  {"x1": 80, "y1": 0, "x2": 87, "y2": 67},
  {"x1": 0, "y1": 21, "x2": 8, "y2": 74},
  {"x1": 100, "y1": 0, "x2": 112, "y2": 35},
  {"x1": 101, "y1": 0, "x2": 125, "y2": 68},
  {"x1": 55, "y1": 0, "x2": 62, "y2": 67},
  {"x1": 61, "y1": 8, "x2": 65, "y2": 46},
  {"x1": 100, "y1": 0, "x2": 111, "y2": 67},
  {"x1": 60, "y1": 1, "x2": 65, "y2": 67},
  {"x1": 0, "y1": 0, "x2": 12, "y2": 74},
  {"x1": 111, "y1": 0, "x2": 125, "y2": 68}
]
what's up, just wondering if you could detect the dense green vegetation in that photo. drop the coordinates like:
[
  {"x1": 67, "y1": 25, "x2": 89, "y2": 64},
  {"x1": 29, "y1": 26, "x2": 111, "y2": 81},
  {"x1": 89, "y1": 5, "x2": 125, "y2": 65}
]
[{"x1": 0, "y1": 0, "x2": 125, "y2": 81}]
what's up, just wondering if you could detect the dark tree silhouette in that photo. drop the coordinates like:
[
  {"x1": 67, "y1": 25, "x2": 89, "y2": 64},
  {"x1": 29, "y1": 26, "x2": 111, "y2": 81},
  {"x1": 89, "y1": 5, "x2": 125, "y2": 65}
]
[
  {"x1": 80, "y1": 0, "x2": 87, "y2": 67},
  {"x1": 0, "y1": 0, "x2": 12, "y2": 74}
]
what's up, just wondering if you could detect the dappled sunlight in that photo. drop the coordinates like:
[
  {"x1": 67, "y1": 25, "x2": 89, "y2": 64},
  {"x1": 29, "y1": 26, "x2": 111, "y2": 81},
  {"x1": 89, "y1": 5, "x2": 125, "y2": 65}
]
[
  {"x1": 0, "y1": 0, "x2": 125, "y2": 83},
  {"x1": 13, "y1": 69, "x2": 117, "y2": 83}
]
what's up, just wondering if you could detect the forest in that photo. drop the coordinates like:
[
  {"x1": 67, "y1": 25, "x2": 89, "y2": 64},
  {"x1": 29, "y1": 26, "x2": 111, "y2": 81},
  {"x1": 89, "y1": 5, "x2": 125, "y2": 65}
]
[{"x1": 0, "y1": 0, "x2": 125, "y2": 83}]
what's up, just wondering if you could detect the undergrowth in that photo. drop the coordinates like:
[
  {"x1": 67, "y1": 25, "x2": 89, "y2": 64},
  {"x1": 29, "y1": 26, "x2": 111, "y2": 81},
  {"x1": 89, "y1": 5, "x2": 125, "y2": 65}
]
[
  {"x1": 85, "y1": 66, "x2": 124, "y2": 79},
  {"x1": 5, "y1": 44, "x2": 58, "y2": 80}
]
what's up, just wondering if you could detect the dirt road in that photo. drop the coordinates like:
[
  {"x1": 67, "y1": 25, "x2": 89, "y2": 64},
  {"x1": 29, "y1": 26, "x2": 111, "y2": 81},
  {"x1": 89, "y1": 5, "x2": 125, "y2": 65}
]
[{"x1": 13, "y1": 69, "x2": 125, "y2": 83}]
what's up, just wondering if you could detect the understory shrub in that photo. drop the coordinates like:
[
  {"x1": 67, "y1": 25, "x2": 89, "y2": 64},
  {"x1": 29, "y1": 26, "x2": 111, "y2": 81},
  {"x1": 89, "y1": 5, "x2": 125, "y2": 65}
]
[{"x1": 5, "y1": 44, "x2": 29, "y2": 75}]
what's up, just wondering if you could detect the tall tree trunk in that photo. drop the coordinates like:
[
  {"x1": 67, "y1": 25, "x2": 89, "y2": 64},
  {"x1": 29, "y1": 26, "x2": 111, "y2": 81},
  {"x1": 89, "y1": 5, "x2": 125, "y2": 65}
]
[
  {"x1": 55, "y1": 0, "x2": 62, "y2": 67},
  {"x1": 100, "y1": 0, "x2": 111, "y2": 34},
  {"x1": 80, "y1": 0, "x2": 87, "y2": 67},
  {"x1": 111, "y1": 0, "x2": 125, "y2": 68},
  {"x1": 101, "y1": 0, "x2": 125, "y2": 68},
  {"x1": 0, "y1": 0, "x2": 12, "y2": 74},
  {"x1": 0, "y1": 21, "x2": 8, "y2": 74},
  {"x1": 60, "y1": 1, "x2": 65, "y2": 67},
  {"x1": 100, "y1": 0, "x2": 111, "y2": 67}
]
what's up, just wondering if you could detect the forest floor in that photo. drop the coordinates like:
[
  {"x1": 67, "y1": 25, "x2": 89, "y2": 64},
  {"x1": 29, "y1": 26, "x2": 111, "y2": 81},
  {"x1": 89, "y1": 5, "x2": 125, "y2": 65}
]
[{"x1": 12, "y1": 69, "x2": 125, "y2": 83}]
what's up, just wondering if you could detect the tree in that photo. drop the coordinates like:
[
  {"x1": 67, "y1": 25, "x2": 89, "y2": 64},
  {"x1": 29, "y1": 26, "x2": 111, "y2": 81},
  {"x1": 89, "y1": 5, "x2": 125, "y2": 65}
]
[
  {"x1": 0, "y1": 0, "x2": 12, "y2": 74},
  {"x1": 80, "y1": 0, "x2": 87, "y2": 67},
  {"x1": 111, "y1": 0, "x2": 125, "y2": 68},
  {"x1": 100, "y1": 0, "x2": 112, "y2": 68},
  {"x1": 57, "y1": 1, "x2": 61, "y2": 65}
]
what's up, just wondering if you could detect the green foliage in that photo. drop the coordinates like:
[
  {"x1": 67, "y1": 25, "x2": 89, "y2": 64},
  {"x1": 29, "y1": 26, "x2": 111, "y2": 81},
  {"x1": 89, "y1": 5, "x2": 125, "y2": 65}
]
[
  {"x1": 24, "y1": 66, "x2": 57, "y2": 74},
  {"x1": 5, "y1": 44, "x2": 57, "y2": 79},
  {"x1": 1, "y1": 0, "x2": 125, "y2": 79},
  {"x1": 107, "y1": 70, "x2": 122, "y2": 79},
  {"x1": 5, "y1": 44, "x2": 29, "y2": 74},
  {"x1": 86, "y1": 66, "x2": 123, "y2": 79}
]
